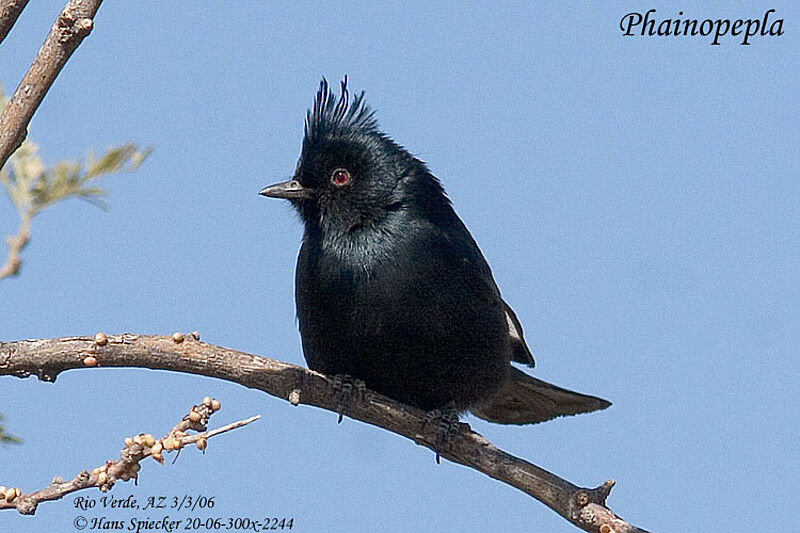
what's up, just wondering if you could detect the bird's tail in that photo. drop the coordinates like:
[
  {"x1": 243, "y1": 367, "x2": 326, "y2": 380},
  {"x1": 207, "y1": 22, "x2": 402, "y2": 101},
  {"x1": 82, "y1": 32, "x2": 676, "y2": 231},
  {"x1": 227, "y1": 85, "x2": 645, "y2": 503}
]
[{"x1": 471, "y1": 367, "x2": 611, "y2": 425}]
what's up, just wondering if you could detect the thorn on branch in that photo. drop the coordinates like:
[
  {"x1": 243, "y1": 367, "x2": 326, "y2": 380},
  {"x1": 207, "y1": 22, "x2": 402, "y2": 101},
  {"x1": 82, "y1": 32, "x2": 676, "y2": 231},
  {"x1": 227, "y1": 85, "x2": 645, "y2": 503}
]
[{"x1": 595, "y1": 479, "x2": 616, "y2": 502}]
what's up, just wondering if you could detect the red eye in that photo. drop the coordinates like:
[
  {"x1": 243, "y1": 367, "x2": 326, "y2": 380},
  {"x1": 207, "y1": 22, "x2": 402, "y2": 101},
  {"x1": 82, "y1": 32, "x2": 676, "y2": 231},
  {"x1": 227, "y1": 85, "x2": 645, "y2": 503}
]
[{"x1": 331, "y1": 168, "x2": 350, "y2": 187}]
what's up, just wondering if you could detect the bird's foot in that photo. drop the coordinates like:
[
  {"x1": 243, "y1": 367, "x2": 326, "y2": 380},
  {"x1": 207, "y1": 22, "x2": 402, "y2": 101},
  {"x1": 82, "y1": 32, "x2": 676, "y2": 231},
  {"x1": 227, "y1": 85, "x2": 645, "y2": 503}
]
[
  {"x1": 330, "y1": 374, "x2": 367, "y2": 423},
  {"x1": 424, "y1": 402, "x2": 462, "y2": 464}
]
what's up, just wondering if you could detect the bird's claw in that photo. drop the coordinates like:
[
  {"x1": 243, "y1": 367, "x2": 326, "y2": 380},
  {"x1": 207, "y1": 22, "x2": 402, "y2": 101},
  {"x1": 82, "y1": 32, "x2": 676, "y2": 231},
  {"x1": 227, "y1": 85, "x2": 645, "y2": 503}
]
[
  {"x1": 424, "y1": 403, "x2": 462, "y2": 463},
  {"x1": 330, "y1": 374, "x2": 367, "y2": 423}
]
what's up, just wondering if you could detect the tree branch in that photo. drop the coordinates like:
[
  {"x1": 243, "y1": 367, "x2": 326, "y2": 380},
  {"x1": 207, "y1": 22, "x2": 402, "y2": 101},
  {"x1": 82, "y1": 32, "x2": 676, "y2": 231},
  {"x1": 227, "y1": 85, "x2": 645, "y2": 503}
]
[
  {"x1": 0, "y1": 394, "x2": 259, "y2": 515},
  {"x1": 0, "y1": 334, "x2": 649, "y2": 532},
  {"x1": 0, "y1": 0, "x2": 29, "y2": 44},
  {"x1": 0, "y1": 0, "x2": 103, "y2": 172}
]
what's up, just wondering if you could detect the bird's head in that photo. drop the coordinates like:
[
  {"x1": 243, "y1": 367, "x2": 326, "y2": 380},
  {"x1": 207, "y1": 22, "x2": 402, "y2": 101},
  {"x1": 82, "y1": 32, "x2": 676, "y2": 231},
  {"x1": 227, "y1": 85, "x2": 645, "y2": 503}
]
[{"x1": 260, "y1": 78, "x2": 448, "y2": 234}]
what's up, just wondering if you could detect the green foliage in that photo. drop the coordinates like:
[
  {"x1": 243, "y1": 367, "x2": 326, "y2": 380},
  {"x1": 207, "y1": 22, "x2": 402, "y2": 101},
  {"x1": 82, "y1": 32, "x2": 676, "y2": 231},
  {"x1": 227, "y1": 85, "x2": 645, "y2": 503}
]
[
  {"x1": 1, "y1": 83, "x2": 151, "y2": 215},
  {"x1": 0, "y1": 414, "x2": 21, "y2": 445},
  {"x1": 1, "y1": 82, "x2": 152, "y2": 277},
  {"x1": 1, "y1": 139, "x2": 152, "y2": 213}
]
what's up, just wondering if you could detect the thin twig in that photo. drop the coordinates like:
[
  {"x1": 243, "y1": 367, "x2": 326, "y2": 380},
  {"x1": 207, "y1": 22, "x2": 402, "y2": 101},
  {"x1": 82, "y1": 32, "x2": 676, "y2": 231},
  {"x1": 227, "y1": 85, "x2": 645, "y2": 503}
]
[
  {"x1": 0, "y1": 0, "x2": 103, "y2": 172},
  {"x1": 0, "y1": 334, "x2": 649, "y2": 532},
  {"x1": 0, "y1": 0, "x2": 29, "y2": 44},
  {"x1": 0, "y1": 395, "x2": 259, "y2": 515},
  {"x1": 0, "y1": 207, "x2": 31, "y2": 280}
]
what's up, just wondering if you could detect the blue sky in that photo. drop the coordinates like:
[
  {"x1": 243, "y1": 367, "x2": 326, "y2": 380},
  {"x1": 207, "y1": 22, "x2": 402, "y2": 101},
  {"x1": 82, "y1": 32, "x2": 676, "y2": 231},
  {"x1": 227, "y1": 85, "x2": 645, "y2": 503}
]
[{"x1": 1, "y1": 2, "x2": 798, "y2": 532}]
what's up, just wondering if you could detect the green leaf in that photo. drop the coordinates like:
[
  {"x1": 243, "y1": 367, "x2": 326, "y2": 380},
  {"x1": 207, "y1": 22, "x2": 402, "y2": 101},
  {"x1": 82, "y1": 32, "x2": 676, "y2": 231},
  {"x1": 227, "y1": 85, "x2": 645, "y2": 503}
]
[
  {"x1": 2, "y1": 80, "x2": 152, "y2": 282},
  {"x1": 0, "y1": 415, "x2": 21, "y2": 445}
]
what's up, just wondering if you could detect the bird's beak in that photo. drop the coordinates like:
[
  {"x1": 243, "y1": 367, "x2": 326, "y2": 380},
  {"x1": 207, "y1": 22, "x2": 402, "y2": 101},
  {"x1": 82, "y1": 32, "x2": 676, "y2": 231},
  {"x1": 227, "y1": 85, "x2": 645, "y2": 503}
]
[{"x1": 258, "y1": 179, "x2": 314, "y2": 200}]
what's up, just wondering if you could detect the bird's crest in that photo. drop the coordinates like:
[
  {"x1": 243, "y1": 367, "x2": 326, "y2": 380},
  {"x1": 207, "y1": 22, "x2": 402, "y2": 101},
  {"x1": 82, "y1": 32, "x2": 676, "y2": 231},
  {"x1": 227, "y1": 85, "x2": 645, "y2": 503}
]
[{"x1": 304, "y1": 77, "x2": 378, "y2": 143}]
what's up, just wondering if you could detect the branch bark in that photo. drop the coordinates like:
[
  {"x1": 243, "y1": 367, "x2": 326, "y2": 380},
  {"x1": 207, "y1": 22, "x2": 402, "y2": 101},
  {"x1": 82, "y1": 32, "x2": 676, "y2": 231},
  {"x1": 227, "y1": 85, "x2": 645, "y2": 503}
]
[
  {"x1": 0, "y1": 0, "x2": 103, "y2": 172},
  {"x1": 0, "y1": 334, "x2": 649, "y2": 533},
  {"x1": 0, "y1": 0, "x2": 29, "y2": 44}
]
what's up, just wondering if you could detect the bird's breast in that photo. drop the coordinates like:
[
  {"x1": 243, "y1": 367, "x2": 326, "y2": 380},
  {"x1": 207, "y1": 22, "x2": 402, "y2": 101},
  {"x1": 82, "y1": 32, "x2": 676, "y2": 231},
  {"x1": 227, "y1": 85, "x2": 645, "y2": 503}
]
[{"x1": 294, "y1": 221, "x2": 511, "y2": 410}]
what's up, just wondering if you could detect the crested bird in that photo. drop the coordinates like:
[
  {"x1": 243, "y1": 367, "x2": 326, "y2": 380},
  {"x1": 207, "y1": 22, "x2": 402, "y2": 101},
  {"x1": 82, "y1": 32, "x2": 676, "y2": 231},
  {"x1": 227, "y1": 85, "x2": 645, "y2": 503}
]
[{"x1": 260, "y1": 78, "x2": 610, "y2": 424}]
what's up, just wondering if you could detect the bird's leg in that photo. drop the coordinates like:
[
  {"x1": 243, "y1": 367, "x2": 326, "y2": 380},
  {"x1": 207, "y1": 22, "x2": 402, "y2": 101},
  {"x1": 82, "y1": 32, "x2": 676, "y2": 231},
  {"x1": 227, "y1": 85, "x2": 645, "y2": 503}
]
[
  {"x1": 424, "y1": 402, "x2": 462, "y2": 464},
  {"x1": 330, "y1": 374, "x2": 367, "y2": 423}
]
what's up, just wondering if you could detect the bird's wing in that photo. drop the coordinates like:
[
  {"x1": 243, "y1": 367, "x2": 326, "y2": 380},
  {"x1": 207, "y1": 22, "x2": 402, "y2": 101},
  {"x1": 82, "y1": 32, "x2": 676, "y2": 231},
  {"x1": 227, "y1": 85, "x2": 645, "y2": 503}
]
[
  {"x1": 428, "y1": 206, "x2": 537, "y2": 368},
  {"x1": 503, "y1": 300, "x2": 535, "y2": 367}
]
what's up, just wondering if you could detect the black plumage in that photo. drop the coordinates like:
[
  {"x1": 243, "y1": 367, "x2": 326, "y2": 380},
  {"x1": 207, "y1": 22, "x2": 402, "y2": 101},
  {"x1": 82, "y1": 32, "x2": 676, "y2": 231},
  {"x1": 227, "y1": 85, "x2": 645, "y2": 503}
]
[{"x1": 260, "y1": 78, "x2": 610, "y2": 424}]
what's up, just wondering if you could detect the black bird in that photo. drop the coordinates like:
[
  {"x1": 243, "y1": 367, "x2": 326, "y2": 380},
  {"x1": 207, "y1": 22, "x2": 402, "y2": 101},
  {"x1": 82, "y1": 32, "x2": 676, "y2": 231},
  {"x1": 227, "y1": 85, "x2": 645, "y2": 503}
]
[{"x1": 260, "y1": 78, "x2": 610, "y2": 424}]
